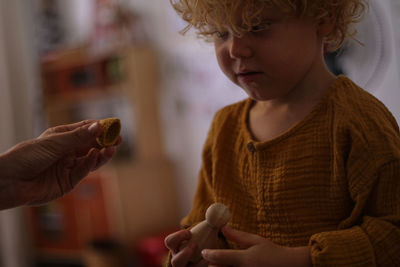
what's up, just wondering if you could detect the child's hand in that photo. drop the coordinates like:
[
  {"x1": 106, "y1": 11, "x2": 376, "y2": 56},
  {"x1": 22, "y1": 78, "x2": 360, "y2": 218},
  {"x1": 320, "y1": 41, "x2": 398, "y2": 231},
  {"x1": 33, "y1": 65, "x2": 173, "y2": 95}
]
[
  {"x1": 201, "y1": 226, "x2": 312, "y2": 267},
  {"x1": 164, "y1": 229, "x2": 208, "y2": 267}
]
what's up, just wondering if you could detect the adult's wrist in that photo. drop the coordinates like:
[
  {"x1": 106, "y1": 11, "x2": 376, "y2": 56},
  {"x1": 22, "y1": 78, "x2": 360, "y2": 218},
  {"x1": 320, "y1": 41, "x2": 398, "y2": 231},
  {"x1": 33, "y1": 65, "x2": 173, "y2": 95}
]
[
  {"x1": 0, "y1": 151, "x2": 19, "y2": 210},
  {"x1": 0, "y1": 151, "x2": 13, "y2": 185}
]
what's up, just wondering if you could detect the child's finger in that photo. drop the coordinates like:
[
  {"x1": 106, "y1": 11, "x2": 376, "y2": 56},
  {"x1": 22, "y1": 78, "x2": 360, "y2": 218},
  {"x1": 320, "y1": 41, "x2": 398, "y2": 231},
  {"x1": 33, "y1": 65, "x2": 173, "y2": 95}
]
[
  {"x1": 164, "y1": 229, "x2": 191, "y2": 252},
  {"x1": 221, "y1": 226, "x2": 265, "y2": 248},
  {"x1": 171, "y1": 242, "x2": 196, "y2": 267},
  {"x1": 201, "y1": 248, "x2": 245, "y2": 266}
]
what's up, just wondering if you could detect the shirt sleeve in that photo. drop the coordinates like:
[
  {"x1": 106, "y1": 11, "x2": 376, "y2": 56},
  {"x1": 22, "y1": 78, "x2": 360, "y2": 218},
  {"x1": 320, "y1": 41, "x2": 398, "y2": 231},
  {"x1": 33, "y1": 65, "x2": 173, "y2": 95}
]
[{"x1": 309, "y1": 159, "x2": 400, "y2": 266}]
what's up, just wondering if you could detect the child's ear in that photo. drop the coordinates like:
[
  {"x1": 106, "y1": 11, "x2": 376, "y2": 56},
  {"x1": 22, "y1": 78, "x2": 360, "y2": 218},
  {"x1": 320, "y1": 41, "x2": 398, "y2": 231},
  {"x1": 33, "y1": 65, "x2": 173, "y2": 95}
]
[{"x1": 317, "y1": 14, "x2": 335, "y2": 37}]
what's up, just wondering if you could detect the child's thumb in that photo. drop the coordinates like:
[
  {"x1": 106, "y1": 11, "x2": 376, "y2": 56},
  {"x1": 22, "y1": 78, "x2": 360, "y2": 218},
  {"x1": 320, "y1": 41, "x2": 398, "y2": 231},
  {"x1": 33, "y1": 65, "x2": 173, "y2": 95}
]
[{"x1": 221, "y1": 226, "x2": 265, "y2": 248}]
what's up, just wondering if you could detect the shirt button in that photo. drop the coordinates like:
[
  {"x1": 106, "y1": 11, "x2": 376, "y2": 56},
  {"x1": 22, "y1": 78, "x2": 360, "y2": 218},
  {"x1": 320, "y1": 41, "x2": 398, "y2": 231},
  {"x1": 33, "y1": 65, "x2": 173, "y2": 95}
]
[{"x1": 247, "y1": 142, "x2": 256, "y2": 152}]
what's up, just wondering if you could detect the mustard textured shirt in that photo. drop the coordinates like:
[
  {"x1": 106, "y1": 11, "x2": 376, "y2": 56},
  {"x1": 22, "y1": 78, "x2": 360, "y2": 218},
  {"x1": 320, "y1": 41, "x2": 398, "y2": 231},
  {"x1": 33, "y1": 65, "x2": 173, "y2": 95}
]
[{"x1": 175, "y1": 76, "x2": 400, "y2": 266}]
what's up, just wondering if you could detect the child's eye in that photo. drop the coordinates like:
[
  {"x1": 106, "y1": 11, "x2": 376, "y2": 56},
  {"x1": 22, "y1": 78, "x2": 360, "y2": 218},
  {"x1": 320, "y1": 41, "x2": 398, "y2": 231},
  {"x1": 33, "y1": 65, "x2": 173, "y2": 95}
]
[
  {"x1": 251, "y1": 22, "x2": 271, "y2": 32},
  {"x1": 214, "y1": 31, "x2": 229, "y2": 39}
]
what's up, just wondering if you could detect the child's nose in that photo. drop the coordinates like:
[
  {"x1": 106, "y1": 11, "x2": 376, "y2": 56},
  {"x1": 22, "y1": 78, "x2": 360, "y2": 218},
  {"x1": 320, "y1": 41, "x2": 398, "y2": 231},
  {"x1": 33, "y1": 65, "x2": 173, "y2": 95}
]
[{"x1": 229, "y1": 35, "x2": 253, "y2": 59}]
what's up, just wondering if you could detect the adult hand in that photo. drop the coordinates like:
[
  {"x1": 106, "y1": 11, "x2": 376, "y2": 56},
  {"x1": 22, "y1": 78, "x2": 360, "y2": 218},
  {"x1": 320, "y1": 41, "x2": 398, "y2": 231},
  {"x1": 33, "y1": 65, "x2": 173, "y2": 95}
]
[
  {"x1": 0, "y1": 120, "x2": 121, "y2": 210},
  {"x1": 201, "y1": 226, "x2": 312, "y2": 267},
  {"x1": 164, "y1": 229, "x2": 208, "y2": 267}
]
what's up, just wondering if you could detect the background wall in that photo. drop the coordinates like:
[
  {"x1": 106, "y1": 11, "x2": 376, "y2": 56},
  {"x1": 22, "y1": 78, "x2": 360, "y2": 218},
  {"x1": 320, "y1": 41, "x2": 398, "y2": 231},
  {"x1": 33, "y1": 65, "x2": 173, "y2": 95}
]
[
  {"x1": 341, "y1": 0, "x2": 400, "y2": 121},
  {"x1": 377, "y1": 0, "x2": 400, "y2": 120},
  {"x1": 0, "y1": 0, "x2": 40, "y2": 266}
]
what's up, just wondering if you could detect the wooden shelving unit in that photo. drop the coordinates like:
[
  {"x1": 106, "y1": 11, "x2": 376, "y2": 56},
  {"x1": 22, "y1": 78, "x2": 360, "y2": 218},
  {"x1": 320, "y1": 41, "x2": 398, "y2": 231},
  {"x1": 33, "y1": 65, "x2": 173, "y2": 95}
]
[{"x1": 30, "y1": 45, "x2": 180, "y2": 266}]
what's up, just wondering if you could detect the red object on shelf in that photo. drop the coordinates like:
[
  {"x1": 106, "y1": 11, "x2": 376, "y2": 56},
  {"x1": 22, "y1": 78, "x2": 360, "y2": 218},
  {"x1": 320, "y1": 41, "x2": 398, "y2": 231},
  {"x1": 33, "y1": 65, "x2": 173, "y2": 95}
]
[{"x1": 135, "y1": 229, "x2": 178, "y2": 267}]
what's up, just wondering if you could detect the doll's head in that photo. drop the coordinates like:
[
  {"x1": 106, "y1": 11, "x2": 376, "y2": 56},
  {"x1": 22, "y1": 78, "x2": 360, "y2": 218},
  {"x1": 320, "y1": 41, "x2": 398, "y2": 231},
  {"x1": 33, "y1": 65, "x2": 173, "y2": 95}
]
[{"x1": 170, "y1": 0, "x2": 368, "y2": 51}]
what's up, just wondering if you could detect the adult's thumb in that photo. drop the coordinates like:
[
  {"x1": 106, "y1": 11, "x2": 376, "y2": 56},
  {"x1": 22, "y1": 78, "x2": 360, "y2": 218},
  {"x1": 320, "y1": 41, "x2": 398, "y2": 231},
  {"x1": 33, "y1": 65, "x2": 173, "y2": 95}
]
[{"x1": 44, "y1": 122, "x2": 101, "y2": 154}]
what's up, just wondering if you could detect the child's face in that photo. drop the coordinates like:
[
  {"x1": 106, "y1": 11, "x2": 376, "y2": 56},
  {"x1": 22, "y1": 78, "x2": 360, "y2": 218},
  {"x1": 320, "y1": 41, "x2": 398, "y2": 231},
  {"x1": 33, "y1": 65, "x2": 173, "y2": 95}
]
[{"x1": 213, "y1": 7, "x2": 324, "y2": 101}]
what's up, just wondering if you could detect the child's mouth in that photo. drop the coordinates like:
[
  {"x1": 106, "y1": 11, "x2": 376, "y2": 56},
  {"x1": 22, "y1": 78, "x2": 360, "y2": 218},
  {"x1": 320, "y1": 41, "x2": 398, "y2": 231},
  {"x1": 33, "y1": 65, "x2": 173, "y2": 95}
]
[
  {"x1": 236, "y1": 72, "x2": 263, "y2": 83},
  {"x1": 238, "y1": 71, "x2": 262, "y2": 76}
]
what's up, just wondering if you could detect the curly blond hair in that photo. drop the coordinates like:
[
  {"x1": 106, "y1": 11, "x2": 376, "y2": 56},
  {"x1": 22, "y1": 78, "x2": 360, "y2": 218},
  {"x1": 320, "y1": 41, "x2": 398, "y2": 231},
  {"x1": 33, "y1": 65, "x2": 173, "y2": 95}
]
[{"x1": 170, "y1": 0, "x2": 368, "y2": 51}]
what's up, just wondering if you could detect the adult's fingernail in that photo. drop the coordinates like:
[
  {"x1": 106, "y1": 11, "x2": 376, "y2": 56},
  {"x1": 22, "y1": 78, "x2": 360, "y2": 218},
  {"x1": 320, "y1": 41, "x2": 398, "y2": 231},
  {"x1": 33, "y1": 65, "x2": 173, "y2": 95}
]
[
  {"x1": 88, "y1": 122, "x2": 100, "y2": 135},
  {"x1": 201, "y1": 249, "x2": 210, "y2": 259}
]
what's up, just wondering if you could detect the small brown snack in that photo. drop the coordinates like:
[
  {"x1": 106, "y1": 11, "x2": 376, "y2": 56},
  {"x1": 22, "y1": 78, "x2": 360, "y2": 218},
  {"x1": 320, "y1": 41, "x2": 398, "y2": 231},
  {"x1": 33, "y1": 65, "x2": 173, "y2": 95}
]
[{"x1": 96, "y1": 118, "x2": 121, "y2": 147}]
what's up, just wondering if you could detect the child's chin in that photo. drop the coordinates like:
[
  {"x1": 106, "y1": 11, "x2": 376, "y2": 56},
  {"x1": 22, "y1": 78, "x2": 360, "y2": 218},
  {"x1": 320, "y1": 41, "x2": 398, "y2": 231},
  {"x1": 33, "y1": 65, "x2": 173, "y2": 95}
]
[{"x1": 244, "y1": 88, "x2": 274, "y2": 101}]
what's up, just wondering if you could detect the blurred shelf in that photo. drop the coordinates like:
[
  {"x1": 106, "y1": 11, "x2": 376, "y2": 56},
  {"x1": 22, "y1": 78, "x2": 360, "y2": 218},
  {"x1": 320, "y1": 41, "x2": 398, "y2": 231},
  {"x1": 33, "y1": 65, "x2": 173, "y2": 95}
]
[
  {"x1": 32, "y1": 44, "x2": 180, "y2": 266},
  {"x1": 41, "y1": 47, "x2": 122, "y2": 73},
  {"x1": 44, "y1": 84, "x2": 125, "y2": 112}
]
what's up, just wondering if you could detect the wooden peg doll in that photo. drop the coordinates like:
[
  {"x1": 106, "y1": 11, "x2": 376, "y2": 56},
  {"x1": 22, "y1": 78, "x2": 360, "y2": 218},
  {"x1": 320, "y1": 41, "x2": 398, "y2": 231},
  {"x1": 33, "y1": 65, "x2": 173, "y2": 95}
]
[{"x1": 185, "y1": 202, "x2": 230, "y2": 263}]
